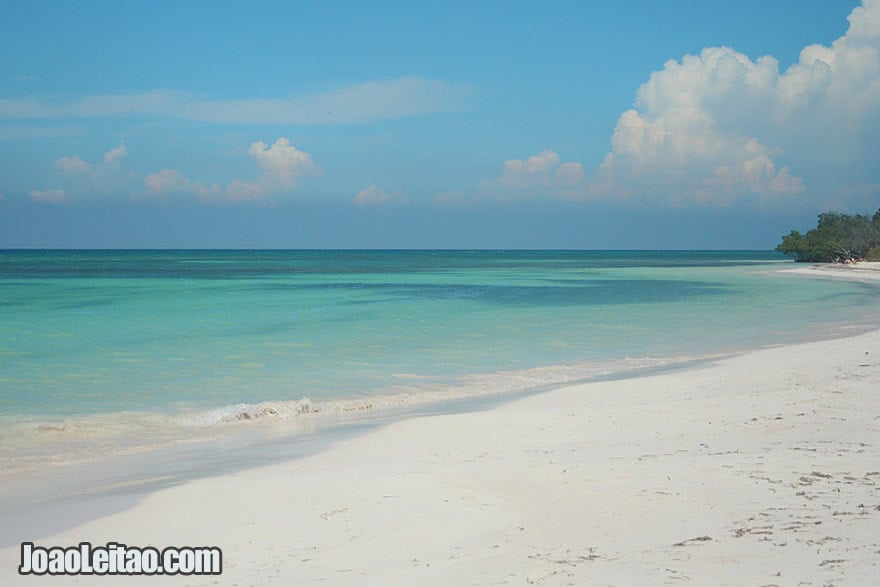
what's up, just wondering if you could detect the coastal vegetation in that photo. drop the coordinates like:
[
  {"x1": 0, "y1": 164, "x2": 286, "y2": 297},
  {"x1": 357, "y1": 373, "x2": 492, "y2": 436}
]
[{"x1": 776, "y1": 210, "x2": 880, "y2": 263}]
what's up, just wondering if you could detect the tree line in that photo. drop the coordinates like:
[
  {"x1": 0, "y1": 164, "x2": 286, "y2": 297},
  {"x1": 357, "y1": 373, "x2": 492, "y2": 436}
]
[{"x1": 776, "y1": 210, "x2": 880, "y2": 263}]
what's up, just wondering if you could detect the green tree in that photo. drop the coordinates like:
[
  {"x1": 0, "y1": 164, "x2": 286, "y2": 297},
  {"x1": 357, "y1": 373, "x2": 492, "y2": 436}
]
[{"x1": 776, "y1": 210, "x2": 880, "y2": 262}]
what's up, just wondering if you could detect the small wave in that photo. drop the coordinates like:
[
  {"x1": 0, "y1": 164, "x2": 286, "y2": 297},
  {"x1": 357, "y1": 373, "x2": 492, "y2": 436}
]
[
  {"x1": 186, "y1": 398, "x2": 320, "y2": 425},
  {"x1": 183, "y1": 395, "x2": 387, "y2": 427},
  {"x1": 182, "y1": 356, "x2": 689, "y2": 427},
  {"x1": 0, "y1": 354, "x2": 701, "y2": 476}
]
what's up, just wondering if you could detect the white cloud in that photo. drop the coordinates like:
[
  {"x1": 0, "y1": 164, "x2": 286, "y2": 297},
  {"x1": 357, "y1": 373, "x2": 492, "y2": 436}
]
[
  {"x1": 54, "y1": 155, "x2": 91, "y2": 175},
  {"x1": 0, "y1": 91, "x2": 178, "y2": 120},
  {"x1": 143, "y1": 168, "x2": 221, "y2": 201},
  {"x1": 30, "y1": 188, "x2": 66, "y2": 204},
  {"x1": 144, "y1": 168, "x2": 191, "y2": 193},
  {"x1": 475, "y1": 150, "x2": 587, "y2": 202},
  {"x1": 594, "y1": 0, "x2": 880, "y2": 207},
  {"x1": 429, "y1": 149, "x2": 588, "y2": 205},
  {"x1": 53, "y1": 144, "x2": 126, "y2": 176},
  {"x1": 187, "y1": 78, "x2": 473, "y2": 125},
  {"x1": 432, "y1": 149, "x2": 588, "y2": 205},
  {"x1": 248, "y1": 138, "x2": 319, "y2": 184},
  {"x1": 354, "y1": 185, "x2": 389, "y2": 206},
  {"x1": 103, "y1": 143, "x2": 127, "y2": 163},
  {"x1": 555, "y1": 162, "x2": 588, "y2": 186},
  {"x1": 0, "y1": 77, "x2": 473, "y2": 125},
  {"x1": 501, "y1": 150, "x2": 561, "y2": 179},
  {"x1": 144, "y1": 137, "x2": 320, "y2": 203},
  {"x1": 354, "y1": 184, "x2": 408, "y2": 206},
  {"x1": 31, "y1": 137, "x2": 318, "y2": 205},
  {"x1": 32, "y1": 143, "x2": 133, "y2": 203}
]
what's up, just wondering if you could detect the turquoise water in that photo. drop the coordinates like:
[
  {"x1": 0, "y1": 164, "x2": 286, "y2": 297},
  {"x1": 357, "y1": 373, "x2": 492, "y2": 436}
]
[{"x1": 1, "y1": 250, "x2": 879, "y2": 468}]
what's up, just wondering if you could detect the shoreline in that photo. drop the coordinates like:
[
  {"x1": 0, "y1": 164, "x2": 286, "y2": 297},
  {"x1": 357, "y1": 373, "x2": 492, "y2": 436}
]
[
  {"x1": 1, "y1": 262, "x2": 878, "y2": 583},
  {"x1": 4, "y1": 260, "x2": 879, "y2": 484},
  {"x1": 2, "y1": 327, "x2": 879, "y2": 583},
  {"x1": 778, "y1": 260, "x2": 880, "y2": 282},
  {"x1": 0, "y1": 354, "x2": 724, "y2": 549}
]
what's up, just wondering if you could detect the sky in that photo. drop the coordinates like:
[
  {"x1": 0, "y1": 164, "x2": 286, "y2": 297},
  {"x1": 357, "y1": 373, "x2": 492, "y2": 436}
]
[{"x1": 1, "y1": 0, "x2": 878, "y2": 249}]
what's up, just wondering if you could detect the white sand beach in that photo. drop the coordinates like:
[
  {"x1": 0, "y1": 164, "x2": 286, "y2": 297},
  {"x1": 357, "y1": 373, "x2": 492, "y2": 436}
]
[
  {"x1": 780, "y1": 260, "x2": 880, "y2": 283},
  {"x1": 2, "y1": 267, "x2": 879, "y2": 585}
]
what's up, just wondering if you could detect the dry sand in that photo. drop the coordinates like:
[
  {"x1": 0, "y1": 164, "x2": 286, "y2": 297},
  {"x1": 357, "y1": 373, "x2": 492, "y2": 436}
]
[
  {"x1": 780, "y1": 260, "x2": 880, "y2": 283},
  {"x1": 2, "y1": 266, "x2": 879, "y2": 585}
]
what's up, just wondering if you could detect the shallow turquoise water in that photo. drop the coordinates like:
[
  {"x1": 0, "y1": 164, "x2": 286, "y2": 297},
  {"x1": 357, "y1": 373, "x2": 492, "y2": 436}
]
[{"x1": 1, "y1": 250, "x2": 879, "y2": 423}]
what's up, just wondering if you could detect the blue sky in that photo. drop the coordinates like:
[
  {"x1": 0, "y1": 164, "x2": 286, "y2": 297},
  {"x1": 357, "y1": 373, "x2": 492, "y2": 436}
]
[{"x1": 1, "y1": 0, "x2": 877, "y2": 248}]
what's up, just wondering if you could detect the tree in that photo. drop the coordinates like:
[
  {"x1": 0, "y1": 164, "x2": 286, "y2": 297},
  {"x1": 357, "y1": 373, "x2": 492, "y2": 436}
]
[{"x1": 776, "y1": 210, "x2": 880, "y2": 262}]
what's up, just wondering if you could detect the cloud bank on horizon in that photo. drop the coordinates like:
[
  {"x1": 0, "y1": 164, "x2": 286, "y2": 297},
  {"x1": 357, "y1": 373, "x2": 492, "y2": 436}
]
[{"x1": 5, "y1": 0, "x2": 880, "y2": 215}]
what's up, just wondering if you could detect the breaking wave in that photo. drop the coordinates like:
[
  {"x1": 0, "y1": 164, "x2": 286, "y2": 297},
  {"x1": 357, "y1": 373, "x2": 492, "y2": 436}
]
[{"x1": 0, "y1": 354, "x2": 699, "y2": 476}]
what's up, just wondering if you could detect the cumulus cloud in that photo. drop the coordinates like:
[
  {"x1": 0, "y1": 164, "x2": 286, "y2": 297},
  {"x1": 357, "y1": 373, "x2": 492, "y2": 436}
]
[
  {"x1": 474, "y1": 150, "x2": 586, "y2": 202},
  {"x1": 30, "y1": 138, "x2": 318, "y2": 205},
  {"x1": 30, "y1": 188, "x2": 67, "y2": 204},
  {"x1": 594, "y1": 0, "x2": 880, "y2": 207},
  {"x1": 30, "y1": 144, "x2": 132, "y2": 203},
  {"x1": 353, "y1": 184, "x2": 408, "y2": 206},
  {"x1": 143, "y1": 168, "x2": 219, "y2": 200},
  {"x1": 144, "y1": 137, "x2": 320, "y2": 203},
  {"x1": 248, "y1": 138, "x2": 319, "y2": 185},
  {"x1": 432, "y1": 149, "x2": 587, "y2": 205},
  {"x1": 592, "y1": 48, "x2": 807, "y2": 206},
  {"x1": 103, "y1": 143, "x2": 128, "y2": 163},
  {"x1": 54, "y1": 154, "x2": 91, "y2": 175},
  {"x1": 143, "y1": 168, "x2": 189, "y2": 193},
  {"x1": 53, "y1": 144, "x2": 126, "y2": 178}
]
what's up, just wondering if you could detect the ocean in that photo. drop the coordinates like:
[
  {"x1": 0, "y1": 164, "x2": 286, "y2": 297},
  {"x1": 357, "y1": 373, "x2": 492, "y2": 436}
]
[{"x1": 2, "y1": 250, "x2": 879, "y2": 475}]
